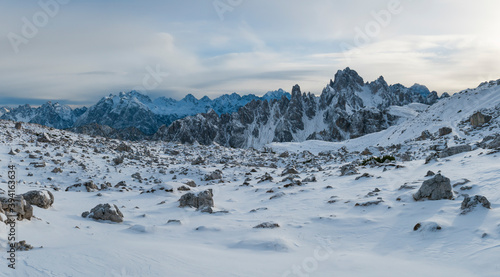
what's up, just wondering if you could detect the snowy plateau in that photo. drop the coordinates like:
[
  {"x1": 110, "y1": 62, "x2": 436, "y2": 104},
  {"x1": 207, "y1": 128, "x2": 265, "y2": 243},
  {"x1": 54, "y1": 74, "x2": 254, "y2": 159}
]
[{"x1": 0, "y1": 69, "x2": 500, "y2": 276}]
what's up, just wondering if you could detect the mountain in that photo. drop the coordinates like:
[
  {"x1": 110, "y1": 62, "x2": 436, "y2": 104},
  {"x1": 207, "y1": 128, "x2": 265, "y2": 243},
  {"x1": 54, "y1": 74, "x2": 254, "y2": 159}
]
[
  {"x1": 0, "y1": 102, "x2": 79, "y2": 129},
  {"x1": 0, "y1": 90, "x2": 290, "y2": 136},
  {"x1": 154, "y1": 68, "x2": 442, "y2": 148}
]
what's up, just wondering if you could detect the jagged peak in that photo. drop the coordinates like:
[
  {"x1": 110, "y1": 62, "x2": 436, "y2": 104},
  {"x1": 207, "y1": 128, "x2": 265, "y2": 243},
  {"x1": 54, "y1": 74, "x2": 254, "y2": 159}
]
[{"x1": 330, "y1": 67, "x2": 364, "y2": 92}]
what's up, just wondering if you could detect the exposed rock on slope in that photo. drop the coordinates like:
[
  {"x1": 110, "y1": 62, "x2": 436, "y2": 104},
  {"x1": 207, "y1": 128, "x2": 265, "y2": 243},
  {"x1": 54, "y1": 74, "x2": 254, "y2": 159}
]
[{"x1": 155, "y1": 68, "x2": 440, "y2": 148}]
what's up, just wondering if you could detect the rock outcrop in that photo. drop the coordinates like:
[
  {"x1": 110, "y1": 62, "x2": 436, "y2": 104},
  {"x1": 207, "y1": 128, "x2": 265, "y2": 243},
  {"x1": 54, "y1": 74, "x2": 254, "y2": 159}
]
[
  {"x1": 414, "y1": 174, "x2": 453, "y2": 200},
  {"x1": 22, "y1": 190, "x2": 54, "y2": 209},
  {"x1": 179, "y1": 189, "x2": 214, "y2": 213},
  {"x1": 82, "y1": 203, "x2": 124, "y2": 223}
]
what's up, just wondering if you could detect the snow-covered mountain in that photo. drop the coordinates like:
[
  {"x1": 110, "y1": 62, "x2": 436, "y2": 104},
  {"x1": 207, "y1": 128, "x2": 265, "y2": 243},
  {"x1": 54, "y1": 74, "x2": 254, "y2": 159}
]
[
  {"x1": 0, "y1": 102, "x2": 79, "y2": 129},
  {"x1": 0, "y1": 90, "x2": 290, "y2": 135},
  {"x1": 155, "y1": 68, "x2": 442, "y2": 148}
]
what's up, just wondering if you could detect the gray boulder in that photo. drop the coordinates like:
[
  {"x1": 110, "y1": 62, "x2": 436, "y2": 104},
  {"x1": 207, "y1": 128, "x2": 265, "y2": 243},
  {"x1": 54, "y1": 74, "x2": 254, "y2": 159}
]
[
  {"x1": 438, "y1": 127, "x2": 452, "y2": 136},
  {"x1": 204, "y1": 170, "x2": 223, "y2": 181},
  {"x1": 179, "y1": 189, "x2": 214, "y2": 213},
  {"x1": 254, "y1": 222, "x2": 280, "y2": 229},
  {"x1": 22, "y1": 190, "x2": 54, "y2": 209},
  {"x1": 340, "y1": 164, "x2": 359, "y2": 176},
  {"x1": 461, "y1": 195, "x2": 491, "y2": 214},
  {"x1": 0, "y1": 195, "x2": 33, "y2": 220},
  {"x1": 479, "y1": 134, "x2": 500, "y2": 149},
  {"x1": 439, "y1": 144, "x2": 472, "y2": 158},
  {"x1": 413, "y1": 174, "x2": 453, "y2": 200},
  {"x1": 82, "y1": 203, "x2": 124, "y2": 223},
  {"x1": 470, "y1": 112, "x2": 492, "y2": 127}
]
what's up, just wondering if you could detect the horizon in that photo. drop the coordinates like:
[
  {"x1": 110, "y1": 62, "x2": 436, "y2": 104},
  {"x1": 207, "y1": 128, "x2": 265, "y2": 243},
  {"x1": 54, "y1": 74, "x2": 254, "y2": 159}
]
[{"x1": 2, "y1": 1, "x2": 500, "y2": 106}]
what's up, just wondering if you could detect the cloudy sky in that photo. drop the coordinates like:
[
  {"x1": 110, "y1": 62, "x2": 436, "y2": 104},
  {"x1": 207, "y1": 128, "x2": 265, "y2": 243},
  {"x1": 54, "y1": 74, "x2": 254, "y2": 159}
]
[{"x1": 1, "y1": 0, "x2": 500, "y2": 106}]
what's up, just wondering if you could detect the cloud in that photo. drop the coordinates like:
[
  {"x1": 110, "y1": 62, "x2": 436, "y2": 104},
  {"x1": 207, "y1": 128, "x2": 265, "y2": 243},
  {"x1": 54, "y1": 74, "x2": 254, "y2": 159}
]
[{"x1": 1, "y1": 0, "x2": 500, "y2": 105}]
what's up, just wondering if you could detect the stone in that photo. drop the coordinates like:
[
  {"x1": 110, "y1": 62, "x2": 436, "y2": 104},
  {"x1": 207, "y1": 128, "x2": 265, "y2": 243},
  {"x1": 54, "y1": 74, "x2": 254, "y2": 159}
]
[
  {"x1": 82, "y1": 203, "x2": 124, "y2": 223},
  {"x1": 179, "y1": 189, "x2": 214, "y2": 213},
  {"x1": 22, "y1": 190, "x2": 54, "y2": 209},
  {"x1": 439, "y1": 145, "x2": 472, "y2": 158},
  {"x1": 14, "y1": 122, "x2": 22, "y2": 130},
  {"x1": 461, "y1": 195, "x2": 491, "y2": 214},
  {"x1": 413, "y1": 174, "x2": 453, "y2": 201},
  {"x1": 340, "y1": 164, "x2": 359, "y2": 176},
  {"x1": 281, "y1": 168, "x2": 299, "y2": 176},
  {"x1": 425, "y1": 170, "x2": 435, "y2": 177},
  {"x1": 0, "y1": 195, "x2": 33, "y2": 220},
  {"x1": 470, "y1": 112, "x2": 492, "y2": 127},
  {"x1": 253, "y1": 222, "x2": 280, "y2": 229},
  {"x1": 438, "y1": 127, "x2": 452, "y2": 136},
  {"x1": 204, "y1": 170, "x2": 223, "y2": 181}
]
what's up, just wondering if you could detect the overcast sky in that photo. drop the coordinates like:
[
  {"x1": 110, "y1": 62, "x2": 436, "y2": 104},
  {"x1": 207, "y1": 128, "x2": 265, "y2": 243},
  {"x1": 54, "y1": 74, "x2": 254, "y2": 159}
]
[{"x1": 1, "y1": 0, "x2": 500, "y2": 106}]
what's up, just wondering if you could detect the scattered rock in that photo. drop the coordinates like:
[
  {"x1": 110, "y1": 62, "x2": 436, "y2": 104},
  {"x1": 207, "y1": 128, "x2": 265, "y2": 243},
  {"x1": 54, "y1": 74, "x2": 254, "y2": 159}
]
[
  {"x1": 204, "y1": 170, "x2": 223, "y2": 181},
  {"x1": 438, "y1": 127, "x2": 452, "y2": 136},
  {"x1": 439, "y1": 145, "x2": 472, "y2": 158},
  {"x1": 355, "y1": 173, "x2": 373, "y2": 180},
  {"x1": 461, "y1": 195, "x2": 491, "y2": 214},
  {"x1": 425, "y1": 170, "x2": 435, "y2": 177},
  {"x1": 22, "y1": 190, "x2": 54, "y2": 209},
  {"x1": 12, "y1": 240, "x2": 33, "y2": 251},
  {"x1": 281, "y1": 168, "x2": 299, "y2": 176},
  {"x1": 340, "y1": 164, "x2": 359, "y2": 176},
  {"x1": 414, "y1": 222, "x2": 442, "y2": 232},
  {"x1": 82, "y1": 203, "x2": 124, "y2": 223},
  {"x1": 270, "y1": 192, "x2": 286, "y2": 200},
  {"x1": 66, "y1": 181, "x2": 99, "y2": 192},
  {"x1": 413, "y1": 174, "x2": 453, "y2": 201},
  {"x1": 179, "y1": 189, "x2": 214, "y2": 213},
  {"x1": 184, "y1": 180, "x2": 197, "y2": 187},
  {"x1": 355, "y1": 199, "x2": 384, "y2": 207},
  {"x1": 470, "y1": 112, "x2": 492, "y2": 127},
  {"x1": 14, "y1": 122, "x2": 22, "y2": 130},
  {"x1": 0, "y1": 195, "x2": 33, "y2": 220},
  {"x1": 253, "y1": 222, "x2": 280, "y2": 229}
]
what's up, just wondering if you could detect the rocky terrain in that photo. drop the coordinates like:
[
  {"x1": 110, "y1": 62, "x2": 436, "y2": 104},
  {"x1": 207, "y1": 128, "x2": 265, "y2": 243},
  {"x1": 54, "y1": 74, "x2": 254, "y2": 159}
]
[
  {"x1": 0, "y1": 72, "x2": 499, "y2": 275},
  {"x1": 156, "y1": 68, "x2": 442, "y2": 148}
]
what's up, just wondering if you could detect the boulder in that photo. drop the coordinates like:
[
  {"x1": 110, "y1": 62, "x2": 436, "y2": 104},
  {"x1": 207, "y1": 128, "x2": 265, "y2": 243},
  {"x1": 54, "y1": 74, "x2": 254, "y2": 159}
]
[
  {"x1": 461, "y1": 195, "x2": 491, "y2": 214},
  {"x1": 413, "y1": 174, "x2": 453, "y2": 200},
  {"x1": 340, "y1": 164, "x2": 359, "y2": 176},
  {"x1": 179, "y1": 189, "x2": 214, "y2": 213},
  {"x1": 82, "y1": 203, "x2": 124, "y2": 223},
  {"x1": 438, "y1": 144, "x2": 472, "y2": 158},
  {"x1": 470, "y1": 112, "x2": 492, "y2": 127},
  {"x1": 479, "y1": 134, "x2": 500, "y2": 149},
  {"x1": 66, "y1": 181, "x2": 99, "y2": 192},
  {"x1": 22, "y1": 190, "x2": 54, "y2": 209},
  {"x1": 438, "y1": 127, "x2": 452, "y2": 136},
  {"x1": 204, "y1": 170, "x2": 223, "y2": 181},
  {"x1": 253, "y1": 222, "x2": 280, "y2": 229},
  {"x1": 0, "y1": 196, "x2": 33, "y2": 220}
]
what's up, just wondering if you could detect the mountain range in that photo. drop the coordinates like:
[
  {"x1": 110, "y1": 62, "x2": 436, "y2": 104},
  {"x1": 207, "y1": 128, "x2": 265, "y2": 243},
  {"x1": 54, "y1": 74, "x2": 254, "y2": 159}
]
[{"x1": 1, "y1": 68, "x2": 458, "y2": 146}]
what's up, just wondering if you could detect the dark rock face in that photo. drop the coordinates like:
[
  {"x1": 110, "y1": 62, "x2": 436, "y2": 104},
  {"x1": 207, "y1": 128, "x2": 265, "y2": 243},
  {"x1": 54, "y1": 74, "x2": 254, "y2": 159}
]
[
  {"x1": 461, "y1": 195, "x2": 491, "y2": 214},
  {"x1": 179, "y1": 189, "x2": 214, "y2": 213},
  {"x1": 82, "y1": 203, "x2": 124, "y2": 223},
  {"x1": 22, "y1": 190, "x2": 54, "y2": 209},
  {"x1": 156, "y1": 68, "x2": 439, "y2": 148},
  {"x1": 414, "y1": 174, "x2": 453, "y2": 200},
  {"x1": 479, "y1": 134, "x2": 500, "y2": 149}
]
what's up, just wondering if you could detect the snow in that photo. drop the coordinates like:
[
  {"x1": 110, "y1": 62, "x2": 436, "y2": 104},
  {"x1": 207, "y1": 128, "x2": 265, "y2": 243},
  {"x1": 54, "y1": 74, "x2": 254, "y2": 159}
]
[{"x1": 0, "y1": 81, "x2": 499, "y2": 276}]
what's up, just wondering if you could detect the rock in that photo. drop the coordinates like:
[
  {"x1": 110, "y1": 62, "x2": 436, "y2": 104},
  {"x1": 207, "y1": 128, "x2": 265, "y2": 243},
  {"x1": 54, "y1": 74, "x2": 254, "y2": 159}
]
[
  {"x1": 204, "y1": 170, "x2": 223, "y2": 181},
  {"x1": 51, "y1": 167, "x2": 63, "y2": 173},
  {"x1": 30, "y1": 161, "x2": 46, "y2": 168},
  {"x1": 22, "y1": 190, "x2": 54, "y2": 209},
  {"x1": 191, "y1": 156, "x2": 205, "y2": 165},
  {"x1": 279, "y1": 151, "x2": 289, "y2": 158},
  {"x1": 479, "y1": 134, "x2": 500, "y2": 149},
  {"x1": 82, "y1": 203, "x2": 124, "y2": 223},
  {"x1": 0, "y1": 195, "x2": 33, "y2": 220},
  {"x1": 37, "y1": 133, "x2": 52, "y2": 143},
  {"x1": 355, "y1": 173, "x2": 373, "y2": 180},
  {"x1": 424, "y1": 153, "x2": 438, "y2": 164},
  {"x1": 116, "y1": 143, "x2": 133, "y2": 152},
  {"x1": 417, "y1": 130, "x2": 433, "y2": 141},
  {"x1": 66, "y1": 181, "x2": 99, "y2": 192},
  {"x1": 270, "y1": 192, "x2": 286, "y2": 200},
  {"x1": 470, "y1": 112, "x2": 492, "y2": 127},
  {"x1": 355, "y1": 199, "x2": 384, "y2": 206},
  {"x1": 425, "y1": 170, "x2": 435, "y2": 177},
  {"x1": 281, "y1": 168, "x2": 299, "y2": 176},
  {"x1": 413, "y1": 174, "x2": 453, "y2": 201},
  {"x1": 183, "y1": 180, "x2": 197, "y2": 187},
  {"x1": 439, "y1": 144, "x2": 472, "y2": 158},
  {"x1": 167, "y1": 219, "x2": 181, "y2": 225},
  {"x1": 258, "y1": 172, "x2": 274, "y2": 183},
  {"x1": 461, "y1": 195, "x2": 491, "y2": 214},
  {"x1": 302, "y1": 175, "x2": 317, "y2": 183},
  {"x1": 177, "y1": 186, "x2": 191, "y2": 191},
  {"x1": 413, "y1": 221, "x2": 442, "y2": 232},
  {"x1": 15, "y1": 122, "x2": 22, "y2": 130},
  {"x1": 8, "y1": 149, "x2": 16, "y2": 155},
  {"x1": 438, "y1": 127, "x2": 452, "y2": 136},
  {"x1": 12, "y1": 240, "x2": 33, "y2": 251},
  {"x1": 340, "y1": 164, "x2": 359, "y2": 176},
  {"x1": 253, "y1": 222, "x2": 280, "y2": 229},
  {"x1": 179, "y1": 189, "x2": 214, "y2": 213}
]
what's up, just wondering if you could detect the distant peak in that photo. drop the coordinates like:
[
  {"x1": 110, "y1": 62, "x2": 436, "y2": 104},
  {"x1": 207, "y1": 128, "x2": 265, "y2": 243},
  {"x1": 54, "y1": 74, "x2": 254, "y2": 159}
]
[{"x1": 330, "y1": 67, "x2": 364, "y2": 91}]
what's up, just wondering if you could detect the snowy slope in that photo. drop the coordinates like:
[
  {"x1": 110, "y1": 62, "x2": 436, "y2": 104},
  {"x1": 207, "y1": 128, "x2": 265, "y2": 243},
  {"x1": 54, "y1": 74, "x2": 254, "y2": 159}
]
[{"x1": 1, "y1": 107, "x2": 500, "y2": 276}]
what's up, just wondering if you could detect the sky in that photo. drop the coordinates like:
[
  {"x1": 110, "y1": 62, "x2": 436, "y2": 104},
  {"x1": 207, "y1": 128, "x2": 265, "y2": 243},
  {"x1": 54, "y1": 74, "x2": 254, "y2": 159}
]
[{"x1": 1, "y1": 0, "x2": 500, "y2": 106}]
